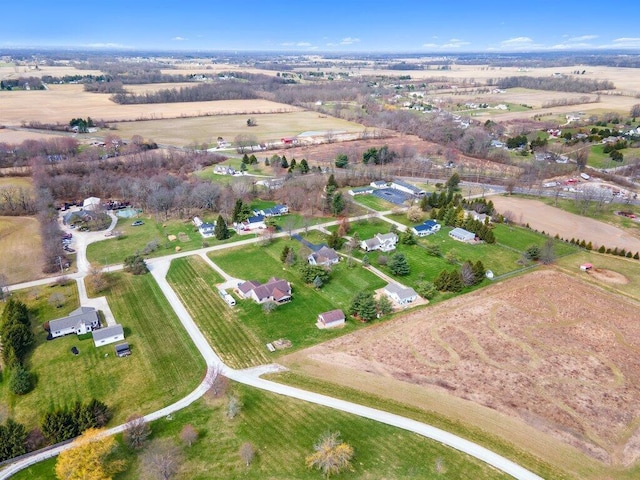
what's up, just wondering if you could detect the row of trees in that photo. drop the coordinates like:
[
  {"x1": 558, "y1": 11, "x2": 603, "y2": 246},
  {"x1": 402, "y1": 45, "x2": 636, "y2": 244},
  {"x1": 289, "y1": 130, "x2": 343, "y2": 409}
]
[
  {"x1": 434, "y1": 260, "x2": 486, "y2": 292},
  {"x1": 1, "y1": 299, "x2": 35, "y2": 395},
  {"x1": 41, "y1": 399, "x2": 111, "y2": 444},
  {"x1": 493, "y1": 76, "x2": 614, "y2": 93}
]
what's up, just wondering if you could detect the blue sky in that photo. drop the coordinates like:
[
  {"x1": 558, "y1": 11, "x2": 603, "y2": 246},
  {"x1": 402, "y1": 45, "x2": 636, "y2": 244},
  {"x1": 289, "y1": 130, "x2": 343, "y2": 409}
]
[{"x1": 2, "y1": 1, "x2": 639, "y2": 53}]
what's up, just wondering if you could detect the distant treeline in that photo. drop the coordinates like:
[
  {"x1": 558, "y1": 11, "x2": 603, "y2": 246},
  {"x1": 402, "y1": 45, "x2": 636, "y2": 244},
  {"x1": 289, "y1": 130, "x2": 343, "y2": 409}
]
[
  {"x1": 110, "y1": 74, "x2": 292, "y2": 104},
  {"x1": 492, "y1": 76, "x2": 614, "y2": 93}
]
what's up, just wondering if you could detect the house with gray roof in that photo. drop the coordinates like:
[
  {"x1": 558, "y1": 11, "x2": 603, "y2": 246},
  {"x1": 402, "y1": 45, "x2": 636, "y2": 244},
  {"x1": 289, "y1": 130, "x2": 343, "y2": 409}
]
[
  {"x1": 49, "y1": 306, "x2": 100, "y2": 339},
  {"x1": 449, "y1": 227, "x2": 476, "y2": 243},
  {"x1": 92, "y1": 324, "x2": 125, "y2": 347},
  {"x1": 383, "y1": 283, "x2": 418, "y2": 305},
  {"x1": 308, "y1": 246, "x2": 339, "y2": 267},
  {"x1": 390, "y1": 179, "x2": 426, "y2": 197},
  {"x1": 360, "y1": 232, "x2": 398, "y2": 252}
]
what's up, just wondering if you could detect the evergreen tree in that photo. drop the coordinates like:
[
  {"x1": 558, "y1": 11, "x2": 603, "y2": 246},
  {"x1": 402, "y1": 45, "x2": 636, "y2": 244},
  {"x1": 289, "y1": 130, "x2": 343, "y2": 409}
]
[
  {"x1": 326, "y1": 174, "x2": 338, "y2": 194},
  {"x1": 214, "y1": 215, "x2": 230, "y2": 240},
  {"x1": 232, "y1": 199, "x2": 244, "y2": 223},
  {"x1": 389, "y1": 253, "x2": 410, "y2": 276},
  {"x1": 331, "y1": 192, "x2": 345, "y2": 216},
  {"x1": 299, "y1": 158, "x2": 309, "y2": 173},
  {"x1": 280, "y1": 245, "x2": 291, "y2": 263}
]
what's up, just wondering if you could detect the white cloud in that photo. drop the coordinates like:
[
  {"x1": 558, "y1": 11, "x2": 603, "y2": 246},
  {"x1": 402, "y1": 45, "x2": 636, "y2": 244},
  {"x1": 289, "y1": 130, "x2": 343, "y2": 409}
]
[
  {"x1": 501, "y1": 36, "x2": 533, "y2": 46},
  {"x1": 172, "y1": 36, "x2": 186, "y2": 41},
  {"x1": 613, "y1": 37, "x2": 640, "y2": 47},
  {"x1": 281, "y1": 41, "x2": 314, "y2": 48},
  {"x1": 340, "y1": 37, "x2": 360, "y2": 45},
  {"x1": 568, "y1": 34, "x2": 598, "y2": 42},
  {"x1": 422, "y1": 38, "x2": 470, "y2": 49}
]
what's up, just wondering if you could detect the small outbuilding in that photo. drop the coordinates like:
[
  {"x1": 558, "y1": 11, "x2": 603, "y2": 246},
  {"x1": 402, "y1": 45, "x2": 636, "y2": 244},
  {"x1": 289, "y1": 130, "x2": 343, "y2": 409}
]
[
  {"x1": 580, "y1": 263, "x2": 593, "y2": 271},
  {"x1": 449, "y1": 227, "x2": 476, "y2": 243},
  {"x1": 384, "y1": 283, "x2": 418, "y2": 305},
  {"x1": 317, "y1": 309, "x2": 346, "y2": 329},
  {"x1": 114, "y1": 343, "x2": 131, "y2": 357}
]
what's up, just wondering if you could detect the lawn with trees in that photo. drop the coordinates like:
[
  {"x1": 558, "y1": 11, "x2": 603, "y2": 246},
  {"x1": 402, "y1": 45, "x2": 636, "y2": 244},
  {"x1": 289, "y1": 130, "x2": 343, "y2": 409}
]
[
  {"x1": 208, "y1": 237, "x2": 386, "y2": 353},
  {"x1": 11, "y1": 384, "x2": 512, "y2": 480}
]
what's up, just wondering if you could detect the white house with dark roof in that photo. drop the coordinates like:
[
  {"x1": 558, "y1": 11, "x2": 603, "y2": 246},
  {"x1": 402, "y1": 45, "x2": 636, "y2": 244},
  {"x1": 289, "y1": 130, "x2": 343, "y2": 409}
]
[
  {"x1": 317, "y1": 309, "x2": 346, "y2": 329},
  {"x1": 49, "y1": 306, "x2": 100, "y2": 339},
  {"x1": 370, "y1": 180, "x2": 388, "y2": 189},
  {"x1": 360, "y1": 232, "x2": 398, "y2": 252},
  {"x1": 390, "y1": 179, "x2": 426, "y2": 197},
  {"x1": 258, "y1": 204, "x2": 289, "y2": 217},
  {"x1": 239, "y1": 214, "x2": 266, "y2": 231},
  {"x1": 198, "y1": 222, "x2": 216, "y2": 237},
  {"x1": 237, "y1": 278, "x2": 292, "y2": 304},
  {"x1": 213, "y1": 165, "x2": 236, "y2": 175},
  {"x1": 384, "y1": 283, "x2": 418, "y2": 305},
  {"x1": 411, "y1": 220, "x2": 441, "y2": 237},
  {"x1": 308, "y1": 246, "x2": 340, "y2": 267},
  {"x1": 92, "y1": 324, "x2": 124, "y2": 347},
  {"x1": 449, "y1": 227, "x2": 476, "y2": 243}
]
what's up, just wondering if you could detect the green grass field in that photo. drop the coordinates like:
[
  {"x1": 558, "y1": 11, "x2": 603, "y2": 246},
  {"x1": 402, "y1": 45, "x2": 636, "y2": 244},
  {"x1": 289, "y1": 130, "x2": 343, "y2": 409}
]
[
  {"x1": 11, "y1": 382, "x2": 512, "y2": 480},
  {"x1": 166, "y1": 256, "x2": 270, "y2": 368},
  {"x1": 0, "y1": 272, "x2": 204, "y2": 429},
  {"x1": 208, "y1": 238, "x2": 386, "y2": 354},
  {"x1": 588, "y1": 144, "x2": 640, "y2": 169},
  {"x1": 86, "y1": 216, "x2": 240, "y2": 266},
  {"x1": 351, "y1": 194, "x2": 395, "y2": 211}
]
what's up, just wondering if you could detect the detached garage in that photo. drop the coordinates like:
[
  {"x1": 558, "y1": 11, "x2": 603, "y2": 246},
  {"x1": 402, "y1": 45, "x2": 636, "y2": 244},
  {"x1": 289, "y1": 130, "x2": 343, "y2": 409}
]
[{"x1": 92, "y1": 324, "x2": 125, "y2": 347}]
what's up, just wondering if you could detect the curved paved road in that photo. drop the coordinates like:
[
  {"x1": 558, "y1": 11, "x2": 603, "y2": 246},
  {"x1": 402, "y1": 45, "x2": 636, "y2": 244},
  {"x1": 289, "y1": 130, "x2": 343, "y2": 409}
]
[{"x1": 0, "y1": 213, "x2": 544, "y2": 480}]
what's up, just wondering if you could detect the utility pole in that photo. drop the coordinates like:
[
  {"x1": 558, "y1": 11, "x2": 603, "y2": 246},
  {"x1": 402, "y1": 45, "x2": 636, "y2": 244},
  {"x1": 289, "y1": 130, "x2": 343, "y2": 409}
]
[{"x1": 57, "y1": 256, "x2": 64, "y2": 274}]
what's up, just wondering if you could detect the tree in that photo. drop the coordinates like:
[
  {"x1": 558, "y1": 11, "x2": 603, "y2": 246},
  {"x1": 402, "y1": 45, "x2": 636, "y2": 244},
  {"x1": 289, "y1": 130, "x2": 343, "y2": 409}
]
[
  {"x1": 48, "y1": 292, "x2": 66, "y2": 308},
  {"x1": 140, "y1": 439, "x2": 183, "y2": 480},
  {"x1": 313, "y1": 275, "x2": 324, "y2": 289},
  {"x1": 300, "y1": 264, "x2": 330, "y2": 284},
  {"x1": 540, "y1": 238, "x2": 556, "y2": 265},
  {"x1": 349, "y1": 291, "x2": 377, "y2": 321},
  {"x1": 262, "y1": 301, "x2": 277, "y2": 314},
  {"x1": 9, "y1": 364, "x2": 33, "y2": 395},
  {"x1": 227, "y1": 394, "x2": 243, "y2": 419},
  {"x1": 446, "y1": 172, "x2": 461, "y2": 190},
  {"x1": 123, "y1": 254, "x2": 148, "y2": 275},
  {"x1": 388, "y1": 253, "x2": 410, "y2": 276},
  {"x1": 631, "y1": 103, "x2": 640, "y2": 120},
  {"x1": 406, "y1": 206, "x2": 423, "y2": 223},
  {"x1": 415, "y1": 280, "x2": 437, "y2": 299},
  {"x1": 205, "y1": 367, "x2": 229, "y2": 399},
  {"x1": 325, "y1": 174, "x2": 338, "y2": 195},
  {"x1": 376, "y1": 295, "x2": 394, "y2": 316},
  {"x1": 280, "y1": 245, "x2": 291, "y2": 263},
  {"x1": 524, "y1": 244, "x2": 541, "y2": 261},
  {"x1": 362, "y1": 147, "x2": 378, "y2": 165},
  {"x1": 0, "y1": 419, "x2": 27, "y2": 462},
  {"x1": 306, "y1": 431, "x2": 354, "y2": 479},
  {"x1": 334, "y1": 153, "x2": 349, "y2": 168},
  {"x1": 55, "y1": 429, "x2": 124, "y2": 480},
  {"x1": 179, "y1": 424, "x2": 198, "y2": 447},
  {"x1": 123, "y1": 414, "x2": 150, "y2": 450},
  {"x1": 246, "y1": 118, "x2": 257, "y2": 127},
  {"x1": 330, "y1": 192, "x2": 345, "y2": 216},
  {"x1": 214, "y1": 215, "x2": 230, "y2": 240},
  {"x1": 399, "y1": 230, "x2": 416, "y2": 245},
  {"x1": 460, "y1": 261, "x2": 476, "y2": 287},
  {"x1": 239, "y1": 441, "x2": 256, "y2": 467}
]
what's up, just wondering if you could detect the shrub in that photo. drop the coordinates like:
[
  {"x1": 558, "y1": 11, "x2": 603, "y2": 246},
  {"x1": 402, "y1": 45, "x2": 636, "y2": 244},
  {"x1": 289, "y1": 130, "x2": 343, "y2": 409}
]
[{"x1": 9, "y1": 364, "x2": 33, "y2": 395}]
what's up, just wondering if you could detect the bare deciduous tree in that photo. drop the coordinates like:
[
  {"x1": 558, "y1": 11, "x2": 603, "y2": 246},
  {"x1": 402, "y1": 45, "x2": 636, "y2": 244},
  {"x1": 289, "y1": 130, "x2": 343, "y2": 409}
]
[
  {"x1": 140, "y1": 439, "x2": 183, "y2": 480},
  {"x1": 179, "y1": 424, "x2": 198, "y2": 447},
  {"x1": 124, "y1": 413, "x2": 151, "y2": 450},
  {"x1": 305, "y1": 431, "x2": 354, "y2": 479},
  {"x1": 227, "y1": 394, "x2": 243, "y2": 419},
  {"x1": 239, "y1": 442, "x2": 256, "y2": 467}
]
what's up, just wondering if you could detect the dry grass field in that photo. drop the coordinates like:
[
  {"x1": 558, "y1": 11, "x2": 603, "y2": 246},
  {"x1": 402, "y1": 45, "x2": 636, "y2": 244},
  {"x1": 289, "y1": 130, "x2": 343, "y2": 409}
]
[
  {"x1": 0, "y1": 64, "x2": 104, "y2": 80},
  {"x1": 0, "y1": 176, "x2": 33, "y2": 190},
  {"x1": 281, "y1": 269, "x2": 640, "y2": 478},
  {"x1": 0, "y1": 216, "x2": 44, "y2": 283},
  {"x1": 0, "y1": 84, "x2": 302, "y2": 125},
  {"x1": 0, "y1": 128, "x2": 67, "y2": 144},
  {"x1": 490, "y1": 196, "x2": 640, "y2": 253},
  {"x1": 111, "y1": 111, "x2": 365, "y2": 146}
]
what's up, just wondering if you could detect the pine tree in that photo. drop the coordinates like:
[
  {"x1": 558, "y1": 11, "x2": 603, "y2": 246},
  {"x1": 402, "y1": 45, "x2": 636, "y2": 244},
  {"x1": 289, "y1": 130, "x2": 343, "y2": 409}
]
[
  {"x1": 389, "y1": 253, "x2": 410, "y2": 276},
  {"x1": 215, "y1": 215, "x2": 230, "y2": 240}
]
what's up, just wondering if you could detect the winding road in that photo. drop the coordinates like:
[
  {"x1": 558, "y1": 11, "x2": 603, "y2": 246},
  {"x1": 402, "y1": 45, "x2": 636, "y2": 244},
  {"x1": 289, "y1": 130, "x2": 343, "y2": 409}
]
[{"x1": 0, "y1": 210, "x2": 544, "y2": 480}]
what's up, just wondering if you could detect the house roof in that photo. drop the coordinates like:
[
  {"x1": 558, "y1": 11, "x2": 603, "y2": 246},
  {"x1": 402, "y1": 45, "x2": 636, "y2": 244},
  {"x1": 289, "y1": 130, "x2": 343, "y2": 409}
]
[
  {"x1": 413, "y1": 223, "x2": 433, "y2": 232},
  {"x1": 239, "y1": 280, "x2": 261, "y2": 295},
  {"x1": 384, "y1": 283, "x2": 418, "y2": 300},
  {"x1": 376, "y1": 232, "x2": 397, "y2": 243},
  {"x1": 246, "y1": 214, "x2": 265, "y2": 224},
  {"x1": 49, "y1": 306, "x2": 99, "y2": 332},
  {"x1": 199, "y1": 222, "x2": 215, "y2": 230},
  {"x1": 92, "y1": 324, "x2": 124, "y2": 342},
  {"x1": 449, "y1": 227, "x2": 475, "y2": 240},
  {"x1": 312, "y1": 246, "x2": 339, "y2": 263},
  {"x1": 319, "y1": 309, "x2": 345, "y2": 324},
  {"x1": 423, "y1": 220, "x2": 438, "y2": 229},
  {"x1": 362, "y1": 237, "x2": 380, "y2": 249},
  {"x1": 115, "y1": 342, "x2": 130, "y2": 353},
  {"x1": 391, "y1": 179, "x2": 425, "y2": 194},
  {"x1": 241, "y1": 278, "x2": 291, "y2": 301}
]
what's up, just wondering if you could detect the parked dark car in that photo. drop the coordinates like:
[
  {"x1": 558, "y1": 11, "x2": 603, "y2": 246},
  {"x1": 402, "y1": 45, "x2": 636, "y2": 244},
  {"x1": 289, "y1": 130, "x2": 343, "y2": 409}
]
[{"x1": 131, "y1": 220, "x2": 144, "y2": 226}]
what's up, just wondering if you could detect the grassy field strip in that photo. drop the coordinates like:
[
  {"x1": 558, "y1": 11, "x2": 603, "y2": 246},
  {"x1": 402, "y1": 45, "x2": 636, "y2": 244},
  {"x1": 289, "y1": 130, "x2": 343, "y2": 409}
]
[{"x1": 166, "y1": 256, "x2": 270, "y2": 368}]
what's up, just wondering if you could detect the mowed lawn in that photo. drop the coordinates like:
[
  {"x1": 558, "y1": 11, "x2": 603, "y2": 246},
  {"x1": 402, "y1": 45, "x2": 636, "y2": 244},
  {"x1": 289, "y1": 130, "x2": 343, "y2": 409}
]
[
  {"x1": 0, "y1": 216, "x2": 45, "y2": 284},
  {"x1": 352, "y1": 193, "x2": 396, "y2": 211},
  {"x1": 208, "y1": 238, "x2": 386, "y2": 353},
  {"x1": 0, "y1": 272, "x2": 204, "y2": 429},
  {"x1": 166, "y1": 256, "x2": 270, "y2": 368},
  {"x1": 12, "y1": 384, "x2": 511, "y2": 480},
  {"x1": 86, "y1": 216, "x2": 241, "y2": 266}
]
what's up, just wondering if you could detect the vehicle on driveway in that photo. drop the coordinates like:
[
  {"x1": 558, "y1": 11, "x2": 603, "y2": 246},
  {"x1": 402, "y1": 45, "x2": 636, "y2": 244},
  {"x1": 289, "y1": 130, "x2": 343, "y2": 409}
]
[{"x1": 131, "y1": 220, "x2": 144, "y2": 226}]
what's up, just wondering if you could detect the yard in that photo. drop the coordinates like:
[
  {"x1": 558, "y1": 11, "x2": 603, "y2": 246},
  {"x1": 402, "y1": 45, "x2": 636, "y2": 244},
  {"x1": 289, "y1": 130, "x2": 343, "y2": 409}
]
[
  {"x1": 351, "y1": 193, "x2": 396, "y2": 211},
  {"x1": 0, "y1": 272, "x2": 204, "y2": 429},
  {"x1": 208, "y1": 237, "x2": 386, "y2": 354},
  {"x1": 86, "y1": 216, "x2": 240, "y2": 266},
  {"x1": 11, "y1": 384, "x2": 510, "y2": 480},
  {"x1": 166, "y1": 256, "x2": 270, "y2": 369}
]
